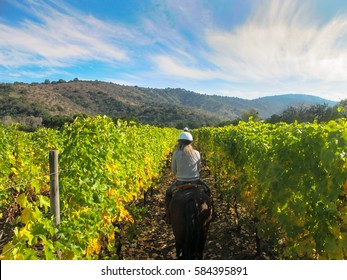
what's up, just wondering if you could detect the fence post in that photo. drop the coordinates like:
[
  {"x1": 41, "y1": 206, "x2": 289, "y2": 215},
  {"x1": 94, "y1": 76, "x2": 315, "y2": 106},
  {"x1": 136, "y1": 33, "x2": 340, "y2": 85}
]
[{"x1": 49, "y1": 150, "x2": 60, "y2": 227}]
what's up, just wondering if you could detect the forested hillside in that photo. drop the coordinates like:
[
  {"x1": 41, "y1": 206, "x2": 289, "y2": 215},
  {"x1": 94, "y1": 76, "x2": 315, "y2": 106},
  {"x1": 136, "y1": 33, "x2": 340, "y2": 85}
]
[{"x1": 0, "y1": 80, "x2": 338, "y2": 129}]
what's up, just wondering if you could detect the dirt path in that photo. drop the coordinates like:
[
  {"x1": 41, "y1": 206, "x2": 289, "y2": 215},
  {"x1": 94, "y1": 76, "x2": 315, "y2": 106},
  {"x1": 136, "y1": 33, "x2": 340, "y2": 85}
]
[{"x1": 120, "y1": 165, "x2": 275, "y2": 260}]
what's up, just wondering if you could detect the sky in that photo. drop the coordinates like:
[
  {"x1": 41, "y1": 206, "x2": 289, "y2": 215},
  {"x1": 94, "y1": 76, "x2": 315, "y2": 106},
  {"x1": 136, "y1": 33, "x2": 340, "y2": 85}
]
[{"x1": 1, "y1": 0, "x2": 347, "y2": 101}]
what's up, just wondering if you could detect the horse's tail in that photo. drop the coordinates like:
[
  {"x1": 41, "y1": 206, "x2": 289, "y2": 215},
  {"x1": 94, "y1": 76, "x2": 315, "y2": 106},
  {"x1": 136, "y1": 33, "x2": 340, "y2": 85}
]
[{"x1": 184, "y1": 199, "x2": 200, "y2": 259}]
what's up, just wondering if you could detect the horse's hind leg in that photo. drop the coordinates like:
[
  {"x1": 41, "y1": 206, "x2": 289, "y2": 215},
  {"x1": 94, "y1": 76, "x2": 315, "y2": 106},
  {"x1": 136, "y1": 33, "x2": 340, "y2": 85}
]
[
  {"x1": 197, "y1": 227, "x2": 209, "y2": 259},
  {"x1": 197, "y1": 241, "x2": 205, "y2": 259}
]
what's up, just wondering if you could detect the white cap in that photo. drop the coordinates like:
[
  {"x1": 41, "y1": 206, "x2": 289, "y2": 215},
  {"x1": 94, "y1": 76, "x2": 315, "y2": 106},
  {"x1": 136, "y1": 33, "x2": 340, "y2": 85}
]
[
  {"x1": 178, "y1": 132, "x2": 193, "y2": 142},
  {"x1": 184, "y1": 127, "x2": 189, "y2": 132}
]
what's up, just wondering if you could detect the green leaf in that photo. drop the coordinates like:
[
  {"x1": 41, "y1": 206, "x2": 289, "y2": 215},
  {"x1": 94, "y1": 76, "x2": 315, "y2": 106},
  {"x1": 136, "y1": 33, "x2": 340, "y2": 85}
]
[
  {"x1": 31, "y1": 223, "x2": 46, "y2": 236},
  {"x1": 38, "y1": 195, "x2": 50, "y2": 212}
]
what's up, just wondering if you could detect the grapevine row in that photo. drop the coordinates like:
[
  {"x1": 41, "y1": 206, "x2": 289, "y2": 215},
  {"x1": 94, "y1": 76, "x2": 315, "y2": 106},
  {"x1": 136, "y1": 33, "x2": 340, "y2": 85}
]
[
  {"x1": 195, "y1": 119, "x2": 347, "y2": 259},
  {"x1": 0, "y1": 116, "x2": 178, "y2": 259}
]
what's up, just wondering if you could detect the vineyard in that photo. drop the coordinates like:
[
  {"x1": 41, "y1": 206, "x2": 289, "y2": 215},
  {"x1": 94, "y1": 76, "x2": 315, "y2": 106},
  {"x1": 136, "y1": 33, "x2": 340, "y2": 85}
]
[{"x1": 1, "y1": 116, "x2": 347, "y2": 259}]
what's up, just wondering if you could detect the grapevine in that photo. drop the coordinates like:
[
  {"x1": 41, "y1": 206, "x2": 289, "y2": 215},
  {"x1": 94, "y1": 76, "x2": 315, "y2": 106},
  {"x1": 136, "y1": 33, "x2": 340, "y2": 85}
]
[
  {"x1": 195, "y1": 119, "x2": 347, "y2": 259},
  {"x1": 0, "y1": 116, "x2": 178, "y2": 259}
]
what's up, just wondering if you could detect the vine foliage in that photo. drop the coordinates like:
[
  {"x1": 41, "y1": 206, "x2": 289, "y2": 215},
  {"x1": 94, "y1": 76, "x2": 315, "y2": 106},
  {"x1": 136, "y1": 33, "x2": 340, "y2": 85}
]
[{"x1": 0, "y1": 116, "x2": 178, "y2": 259}]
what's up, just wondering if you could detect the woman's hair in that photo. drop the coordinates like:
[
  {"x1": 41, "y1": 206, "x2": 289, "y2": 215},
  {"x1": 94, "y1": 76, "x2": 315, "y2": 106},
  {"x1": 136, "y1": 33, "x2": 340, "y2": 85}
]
[
  {"x1": 176, "y1": 140, "x2": 193, "y2": 152},
  {"x1": 175, "y1": 140, "x2": 199, "y2": 161}
]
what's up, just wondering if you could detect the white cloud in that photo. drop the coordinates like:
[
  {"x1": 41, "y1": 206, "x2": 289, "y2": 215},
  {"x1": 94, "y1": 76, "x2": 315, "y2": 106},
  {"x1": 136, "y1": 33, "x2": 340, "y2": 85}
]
[
  {"x1": 206, "y1": 0, "x2": 347, "y2": 83},
  {"x1": 152, "y1": 55, "x2": 220, "y2": 80},
  {"x1": 0, "y1": 0, "x2": 134, "y2": 68},
  {"x1": 149, "y1": 0, "x2": 347, "y2": 100}
]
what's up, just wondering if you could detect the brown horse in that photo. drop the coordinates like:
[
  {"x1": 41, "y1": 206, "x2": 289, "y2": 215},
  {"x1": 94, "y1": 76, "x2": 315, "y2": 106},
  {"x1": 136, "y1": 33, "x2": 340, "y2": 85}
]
[{"x1": 169, "y1": 185, "x2": 213, "y2": 259}]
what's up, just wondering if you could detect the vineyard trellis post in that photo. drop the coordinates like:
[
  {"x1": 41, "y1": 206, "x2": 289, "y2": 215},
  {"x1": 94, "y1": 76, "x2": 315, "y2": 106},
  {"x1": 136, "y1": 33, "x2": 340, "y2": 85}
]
[{"x1": 49, "y1": 150, "x2": 60, "y2": 227}]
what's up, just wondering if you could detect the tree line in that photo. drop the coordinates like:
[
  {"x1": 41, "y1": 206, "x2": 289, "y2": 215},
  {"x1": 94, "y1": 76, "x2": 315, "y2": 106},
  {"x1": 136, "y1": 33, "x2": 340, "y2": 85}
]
[
  {"x1": 217, "y1": 100, "x2": 347, "y2": 126},
  {"x1": 2, "y1": 100, "x2": 347, "y2": 132}
]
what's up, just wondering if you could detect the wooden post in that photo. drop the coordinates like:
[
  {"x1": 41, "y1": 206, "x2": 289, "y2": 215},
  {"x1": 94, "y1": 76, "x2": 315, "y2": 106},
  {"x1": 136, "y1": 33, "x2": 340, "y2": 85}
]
[{"x1": 49, "y1": 150, "x2": 60, "y2": 226}]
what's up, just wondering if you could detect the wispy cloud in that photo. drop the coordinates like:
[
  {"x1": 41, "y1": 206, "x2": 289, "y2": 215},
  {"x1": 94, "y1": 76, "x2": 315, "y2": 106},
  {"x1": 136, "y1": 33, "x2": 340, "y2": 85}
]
[
  {"x1": 205, "y1": 0, "x2": 347, "y2": 83},
  {"x1": 153, "y1": 55, "x2": 219, "y2": 80},
  {"x1": 1, "y1": 0, "x2": 347, "y2": 100},
  {"x1": 150, "y1": 0, "x2": 347, "y2": 99},
  {"x1": 0, "y1": 0, "x2": 137, "y2": 69}
]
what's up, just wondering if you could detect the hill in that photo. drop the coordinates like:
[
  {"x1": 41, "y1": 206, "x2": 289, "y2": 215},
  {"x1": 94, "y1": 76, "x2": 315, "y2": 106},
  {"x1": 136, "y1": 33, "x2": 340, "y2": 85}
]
[{"x1": 0, "y1": 80, "x2": 336, "y2": 128}]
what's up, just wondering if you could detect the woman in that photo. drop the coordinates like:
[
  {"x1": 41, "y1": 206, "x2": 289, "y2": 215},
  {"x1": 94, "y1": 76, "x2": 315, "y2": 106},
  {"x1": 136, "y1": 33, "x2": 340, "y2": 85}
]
[{"x1": 165, "y1": 131, "x2": 210, "y2": 224}]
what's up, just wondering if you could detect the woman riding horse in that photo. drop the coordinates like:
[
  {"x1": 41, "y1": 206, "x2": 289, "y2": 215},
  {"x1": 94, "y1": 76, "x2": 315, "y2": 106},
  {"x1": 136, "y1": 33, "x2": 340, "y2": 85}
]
[
  {"x1": 165, "y1": 130, "x2": 210, "y2": 224},
  {"x1": 165, "y1": 130, "x2": 212, "y2": 259}
]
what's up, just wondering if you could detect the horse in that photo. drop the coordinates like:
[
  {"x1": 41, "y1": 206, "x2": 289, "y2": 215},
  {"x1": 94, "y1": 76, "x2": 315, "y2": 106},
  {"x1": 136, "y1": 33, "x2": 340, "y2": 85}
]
[{"x1": 169, "y1": 184, "x2": 213, "y2": 259}]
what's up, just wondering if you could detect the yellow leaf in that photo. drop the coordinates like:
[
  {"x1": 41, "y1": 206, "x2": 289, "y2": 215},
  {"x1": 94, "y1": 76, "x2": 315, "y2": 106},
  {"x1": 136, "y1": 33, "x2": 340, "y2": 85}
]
[
  {"x1": 108, "y1": 232, "x2": 115, "y2": 242},
  {"x1": 106, "y1": 162, "x2": 120, "y2": 173},
  {"x1": 20, "y1": 208, "x2": 33, "y2": 224},
  {"x1": 118, "y1": 206, "x2": 134, "y2": 223},
  {"x1": 343, "y1": 181, "x2": 347, "y2": 195},
  {"x1": 8, "y1": 154, "x2": 16, "y2": 162},
  {"x1": 16, "y1": 193, "x2": 27, "y2": 208},
  {"x1": 1, "y1": 242, "x2": 13, "y2": 259},
  {"x1": 18, "y1": 227, "x2": 29, "y2": 238},
  {"x1": 10, "y1": 167, "x2": 19, "y2": 175},
  {"x1": 106, "y1": 188, "x2": 115, "y2": 197},
  {"x1": 101, "y1": 210, "x2": 111, "y2": 225},
  {"x1": 86, "y1": 238, "x2": 101, "y2": 255}
]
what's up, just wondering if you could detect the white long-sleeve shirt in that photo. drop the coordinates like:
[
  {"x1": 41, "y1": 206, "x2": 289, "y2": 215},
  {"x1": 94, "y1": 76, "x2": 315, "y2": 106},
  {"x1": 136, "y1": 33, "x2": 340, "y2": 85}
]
[{"x1": 171, "y1": 149, "x2": 201, "y2": 181}]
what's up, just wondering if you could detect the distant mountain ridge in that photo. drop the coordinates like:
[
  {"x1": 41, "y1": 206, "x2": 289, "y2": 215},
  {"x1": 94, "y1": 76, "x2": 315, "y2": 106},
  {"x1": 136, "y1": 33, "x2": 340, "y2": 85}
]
[
  {"x1": 247, "y1": 94, "x2": 337, "y2": 118},
  {"x1": 0, "y1": 81, "x2": 337, "y2": 127}
]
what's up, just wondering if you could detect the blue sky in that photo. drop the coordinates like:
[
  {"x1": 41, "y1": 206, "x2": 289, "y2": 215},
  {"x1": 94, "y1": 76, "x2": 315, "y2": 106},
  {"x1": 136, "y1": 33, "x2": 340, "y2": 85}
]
[{"x1": 1, "y1": 0, "x2": 347, "y2": 101}]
